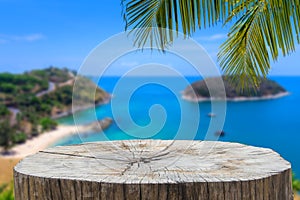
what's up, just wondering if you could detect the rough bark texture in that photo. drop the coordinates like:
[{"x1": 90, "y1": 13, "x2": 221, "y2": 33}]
[{"x1": 14, "y1": 140, "x2": 293, "y2": 200}]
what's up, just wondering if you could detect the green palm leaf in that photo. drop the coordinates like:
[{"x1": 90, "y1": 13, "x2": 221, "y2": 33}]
[
  {"x1": 122, "y1": 0, "x2": 300, "y2": 86},
  {"x1": 122, "y1": 0, "x2": 235, "y2": 50},
  {"x1": 219, "y1": 0, "x2": 300, "y2": 86}
]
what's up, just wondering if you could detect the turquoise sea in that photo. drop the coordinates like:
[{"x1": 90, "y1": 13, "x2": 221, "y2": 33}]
[{"x1": 57, "y1": 76, "x2": 300, "y2": 176}]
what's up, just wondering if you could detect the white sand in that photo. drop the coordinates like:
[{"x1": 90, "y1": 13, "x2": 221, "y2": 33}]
[
  {"x1": 182, "y1": 92, "x2": 290, "y2": 102},
  {"x1": 1, "y1": 117, "x2": 112, "y2": 159},
  {"x1": 1, "y1": 125, "x2": 83, "y2": 159}
]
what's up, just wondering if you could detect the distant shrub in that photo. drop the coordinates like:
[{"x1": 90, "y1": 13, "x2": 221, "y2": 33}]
[
  {"x1": 0, "y1": 120, "x2": 13, "y2": 150},
  {"x1": 21, "y1": 84, "x2": 34, "y2": 92},
  {"x1": 29, "y1": 70, "x2": 47, "y2": 79},
  {"x1": 0, "y1": 184, "x2": 6, "y2": 194},
  {"x1": 12, "y1": 132, "x2": 27, "y2": 144},
  {"x1": 40, "y1": 117, "x2": 58, "y2": 131},
  {"x1": 0, "y1": 83, "x2": 17, "y2": 93},
  {"x1": 293, "y1": 173, "x2": 300, "y2": 192},
  {"x1": 0, "y1": 182, "x2": 14, "y2": 200},
  {"x1": 0, "y1": 105, "x2": 9, "y2": 116}
]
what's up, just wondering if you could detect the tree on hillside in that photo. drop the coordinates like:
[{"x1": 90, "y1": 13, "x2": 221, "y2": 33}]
[
  {"x1": 39, "y1": 117, "x2": 58, "y2": 132},
  {"x1": 0, "y1": 119, "x2": 13, "y2": 153},
  {"x1": 122, "y1": 0, "x2": 300, "y2": 86},
  {"x1": 0, "y1": 105, "x2": 10, "y2": 116}
]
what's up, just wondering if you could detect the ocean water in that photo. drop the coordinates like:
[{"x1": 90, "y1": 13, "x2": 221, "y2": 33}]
[{"x1": 56, "y1": 76, "x2": 300, "y2": 176}]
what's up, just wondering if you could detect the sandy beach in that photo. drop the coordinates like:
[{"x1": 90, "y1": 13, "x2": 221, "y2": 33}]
[
  {"x1": 0, "y1": 117, "x2": 112, "y2": 160},
  {"x1": 0, "y1": 125, "x2": 79, "y2": 185},
  {"x1": 1, "y1": 125, "x2": 79, "y2": 159}
]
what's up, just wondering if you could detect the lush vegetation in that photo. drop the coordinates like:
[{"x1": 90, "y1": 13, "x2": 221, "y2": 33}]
[
  {"x1": 0, "y1": 73, "x2": 48, "y2": 106},
  {"x1": 293, "y1": 173, "x2": 300, "y2": 193},
  {"x1": 0, "y1": 120, "x2": 13, "y2": 152},
  {"x1": 0, "y1": 105, "x2": 9, "y2": 116},
  {"x1": 29, "y1": 67, "x2": 75, "y2": 83},
  {"x1": 0, "y1": 67, "x2": 108, "y2": 151},
  {"x1": 0, "y1": 183, "x2": 14, "y2": 200},
  {"x1": 183, "y1": 76, "x2": 286, "y2": 100}
]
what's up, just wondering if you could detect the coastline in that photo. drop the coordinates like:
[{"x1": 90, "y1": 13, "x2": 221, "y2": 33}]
[
  {"x1": 182, "y1": 92, "x2": 290, "y2": 102},
  {"x1": 0, "y1": 117, "x2": 113, "y2": 159},
  {"x1": 0, "y1": 126, "x2": 75, "y2": 184},
  {"x1": 1, "y1": 125, "x2": 80, "y2": 159},
  {"x1": 52, "y1": 95, "x2": 111, "y2": 119},
  {"x1": 1, "y1": 93, "x2": 112, "y2": 159}
]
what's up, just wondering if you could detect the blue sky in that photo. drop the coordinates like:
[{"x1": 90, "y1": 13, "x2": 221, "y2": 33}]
[{"x1": 0, "y1": 0, "x2": 299, "y2": 76}]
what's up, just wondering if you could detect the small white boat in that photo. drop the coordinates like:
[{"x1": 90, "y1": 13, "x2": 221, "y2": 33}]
[{"x1": 207, "y1": 112, "x2": 216, "y2": 117}]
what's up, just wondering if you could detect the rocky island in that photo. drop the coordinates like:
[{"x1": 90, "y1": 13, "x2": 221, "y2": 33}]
[{"x1": 182, "y1": 76, "x2": 288, "y2": 102}]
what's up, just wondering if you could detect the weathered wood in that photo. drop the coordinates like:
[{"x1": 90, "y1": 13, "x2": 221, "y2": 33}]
[{"x1": 14, "y1": 140, "x2": 293, "y2": 200}]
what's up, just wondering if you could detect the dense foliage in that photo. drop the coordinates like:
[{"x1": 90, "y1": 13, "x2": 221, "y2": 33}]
[
  {"x1": 0, "y1": 73, "x2": 48, "y2": 106},
  {"x1": 29, "y1": 67, "x2": 73, "y2": 83},
  {"x1": 183, "y1": 76, "x2": 286, "y2": 99},
  {"x1": 0, "y1": 183, "x2": 14, "y2": 200},
  {"x1": 0, "y1": 105, "x2": 9, "y2": 116},
  {"x1": 12, "y1": 132, "x2": 27, "y2": 144},
  {"x1": 0, "y1": 120, "x2": 13, "y2": 151},
  {"x1": 40, "y1": 117, "x2": 58, "y2": 131},
  {"x1": 293, "y1": 173, "x2": 300, "y2": 192}
]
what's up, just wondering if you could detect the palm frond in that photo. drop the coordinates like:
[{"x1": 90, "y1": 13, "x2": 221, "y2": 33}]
[
  {"x1": 218, "y1": 0, "x2": 300, "y2": 86},
  {"x1": 122, "y1": 0, "x2": 239, "y2": 50},
  {"x1": 122, "y1": 0, "x2": 300, "y2": 86}
]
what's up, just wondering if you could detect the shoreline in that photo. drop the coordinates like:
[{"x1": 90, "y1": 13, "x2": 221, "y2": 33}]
[
  {"x1": 182, "y1": 92, "x2": 290, "y2": 102},
  {"x1": 0, "y1": 118, "x2": 113, "y2": 159},
  {"x1": 52, "y1": 95, "x2": 111, "y2": 119},
  {"x1": 1, "y1": 95, "x2": 112, "y2": 159},
  {"x1": 0, "y1": 125, "x2": 80, "y2": 159}
]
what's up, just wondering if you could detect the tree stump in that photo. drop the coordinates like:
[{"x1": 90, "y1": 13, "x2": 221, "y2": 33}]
[{"x1": 14, "y1": 140, "x2": 293, "y2": 200}]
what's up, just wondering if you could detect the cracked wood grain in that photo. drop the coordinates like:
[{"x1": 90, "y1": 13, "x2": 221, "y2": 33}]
[{"x1": 14, "y1": 140, "x2": 292, "y2": 200}]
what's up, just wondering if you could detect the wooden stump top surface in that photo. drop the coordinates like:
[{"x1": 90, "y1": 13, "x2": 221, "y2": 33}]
[{"x1": 15, "y1": 140, "x2": 290, "y2": 184}]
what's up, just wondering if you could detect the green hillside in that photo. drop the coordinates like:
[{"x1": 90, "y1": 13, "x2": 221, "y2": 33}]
[{"x1": 0, "y1": 67, "x2": 109, "y2": 150}]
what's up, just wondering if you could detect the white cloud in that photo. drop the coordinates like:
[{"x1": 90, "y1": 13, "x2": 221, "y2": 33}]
[
  {"x1": 0, "y1": 33, "x2": 45, "y2": 43},
  {"x1": 120, "y1": 61, "x2": 139, "y2": 67},
  {"x1": 0, "y1": 39, "x2": 8, "y2": 44},
  {"x1": 196, "y1": 33, "x2": 227, "y2": 41},
  {"x1": 15, "y1": 33, "x2": 45, "y2": 42}
]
